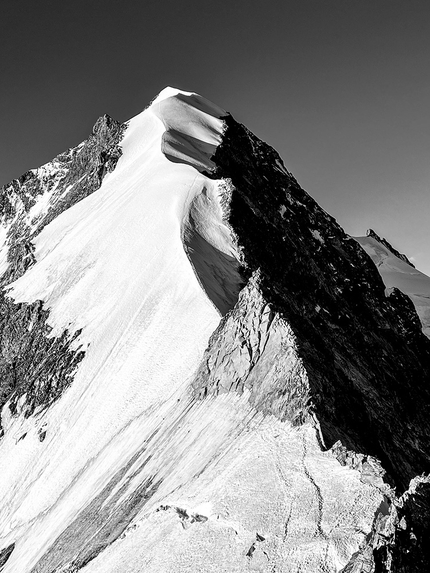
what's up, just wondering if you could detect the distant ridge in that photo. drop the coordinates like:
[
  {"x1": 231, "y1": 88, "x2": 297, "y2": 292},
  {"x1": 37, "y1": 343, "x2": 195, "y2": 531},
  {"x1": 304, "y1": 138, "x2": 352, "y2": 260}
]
[
  {"x1": 1, "y1": 87, "x2": 430, "y2": 572},
  {"x1": 366, "y1": 228, "x2": 415, "y2": 268}
]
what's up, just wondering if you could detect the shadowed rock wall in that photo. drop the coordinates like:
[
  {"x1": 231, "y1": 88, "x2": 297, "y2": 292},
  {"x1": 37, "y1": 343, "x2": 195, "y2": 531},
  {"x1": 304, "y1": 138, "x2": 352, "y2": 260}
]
[{"x1": 203, "y1": 114, "x2": 430, "y2": 493}]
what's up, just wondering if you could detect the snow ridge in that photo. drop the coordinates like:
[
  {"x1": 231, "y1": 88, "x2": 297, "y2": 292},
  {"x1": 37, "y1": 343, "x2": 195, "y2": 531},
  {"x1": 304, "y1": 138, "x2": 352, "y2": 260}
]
[
  {"x1": 0, "y1": 87, "x2": 248, "y2": 572},
  {"x1": 1, "y1": 87, "x2": 429, "y2": 573}
]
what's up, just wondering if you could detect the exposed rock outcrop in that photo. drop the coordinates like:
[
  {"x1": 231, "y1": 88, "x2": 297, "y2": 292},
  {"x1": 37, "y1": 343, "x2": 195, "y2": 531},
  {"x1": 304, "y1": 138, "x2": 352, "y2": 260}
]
[
  {"x1": 1, "y1": 88, "x2": 429, "y2": 572},
  {"x1": 193, "y1": 275, "x2": 311, "y2": 425},
  {"x1": 0, "y1": 114, "x2": 125, "y2": 429},
  {"x1": 0, "y1": 544, "x2": 14, "y2": 571},
  {"x1": 373, "y1": 475, "x2": 430, "y2": 572},
  {"x1": 201, "y1": 114, "x2": 430, "y2": 494}
]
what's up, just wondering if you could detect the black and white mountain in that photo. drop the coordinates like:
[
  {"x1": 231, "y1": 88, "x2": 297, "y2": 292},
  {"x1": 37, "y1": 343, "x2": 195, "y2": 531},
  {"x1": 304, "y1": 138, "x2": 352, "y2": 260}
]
[
  {"x1": 0, "y1": 87, "x2": 429, "y2": 573},
  {"x1": 355, "y1": 230, "x2": 430, "y2": 339}
]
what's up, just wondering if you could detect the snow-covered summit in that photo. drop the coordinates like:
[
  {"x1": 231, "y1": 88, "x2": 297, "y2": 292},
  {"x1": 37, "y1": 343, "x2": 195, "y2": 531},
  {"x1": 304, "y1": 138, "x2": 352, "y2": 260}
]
[
  {"x1": 0, "y1": 88, "x2": 429, "y2": 572},
  {"x1": 0, "y1": 87, "x2": 239, "y2": 572},
  {"x1": 146, "y1": 86, "x2": 226, "y2": 171}
]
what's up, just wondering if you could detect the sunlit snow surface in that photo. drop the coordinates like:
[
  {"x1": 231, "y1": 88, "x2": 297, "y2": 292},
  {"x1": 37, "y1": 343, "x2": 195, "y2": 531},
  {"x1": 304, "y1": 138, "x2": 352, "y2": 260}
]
[
  {"x1": 355, "y1": 235, "x2": 430, "y2": 337},
  {"x1": 0, "y1": 88, "x2": 383, "y2": 572}
]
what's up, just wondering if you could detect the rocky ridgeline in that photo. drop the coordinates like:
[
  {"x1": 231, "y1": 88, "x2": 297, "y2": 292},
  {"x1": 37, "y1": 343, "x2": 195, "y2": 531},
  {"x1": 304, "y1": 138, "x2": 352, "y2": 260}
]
[
  {"x1": 201, "y1": 114, "x2": 430, "y2": 492},
  {"x1": 0, "y1": 100, "x2": 429, "y2": 571},
  {"x1": 0, "y1": 115, "x2": 126, "y2": 431},
  {"x1": 366, "y1": 228, "x2": 416, "y2": 268},
  {"x1": 338, "y1": 474, "x2": 430, "y2": 573},
  {"x1": 192, "y1": 113, "x2": 430, "y2": 569}
]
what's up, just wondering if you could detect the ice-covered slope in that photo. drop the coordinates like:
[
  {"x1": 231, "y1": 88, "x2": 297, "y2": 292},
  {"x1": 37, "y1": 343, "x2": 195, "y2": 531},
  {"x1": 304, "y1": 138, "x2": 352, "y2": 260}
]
[
  {"x1": 0, "y1": 87, "x2": 429, "y2": 573},
  {"x1": 0, "y1": 87, "x2": 243, "y2": 571},
  {"x1": 355, "y1": 230, "x2": 430, "y2": 338}
]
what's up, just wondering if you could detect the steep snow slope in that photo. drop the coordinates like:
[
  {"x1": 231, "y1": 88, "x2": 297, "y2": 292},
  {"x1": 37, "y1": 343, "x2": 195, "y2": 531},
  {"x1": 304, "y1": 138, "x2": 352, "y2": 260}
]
[
  {"x1": 355, "y1": 232, "x2": 430, "y2": 337},
  {"x1": 0, "y1": 87, "x2": 429, "y2": 573},
  {"x1": 0, "y1": 88, "x2": 381, "y2": 573},
  {"x1": 0, "y1": 88, "x2": 239, "y2": 570}
]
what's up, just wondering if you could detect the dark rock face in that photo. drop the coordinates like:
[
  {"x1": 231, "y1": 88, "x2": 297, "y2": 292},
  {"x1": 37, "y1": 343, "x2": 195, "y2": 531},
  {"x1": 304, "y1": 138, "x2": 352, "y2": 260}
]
[
  {"x1": 366, "y1": 229, "x2": 415, "y2": 268},
  {"x1": 373, "y1": 477, "x2": 430, "y2": 573},
  {"x1": 203, "y1": 114, "x2": 430, "y2": 493},
  {"x1": 341, "y1": 476, "x2": 430, "y2": 572},
  {"x1": 0, "y1": 114, "x2": 125, "y2": 230},
  {"x1": 0, "y1": 297, "x2": 85, "y2": 423},
  {"x1": 0, "y1": 544, "x2": 14, "y2": 571},
  {"x1": 0, "y1": 114, "x2": 125, "y2": 430},
  {"x1": 36, "y1": 114, "x2": 125, "y2": 233},
  {"x1": 156, "y1": 505, "x2": 209, "y2": 529}
]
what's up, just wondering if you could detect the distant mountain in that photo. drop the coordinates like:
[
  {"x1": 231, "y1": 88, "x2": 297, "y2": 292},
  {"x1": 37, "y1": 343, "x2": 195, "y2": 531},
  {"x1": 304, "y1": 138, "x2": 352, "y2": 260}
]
[
  {"x1": 0, "y1": 87, "x2": 429, "y2": 573},
  {"x1": 355, "y1": 230, "x2": 430, "y2": 338}
]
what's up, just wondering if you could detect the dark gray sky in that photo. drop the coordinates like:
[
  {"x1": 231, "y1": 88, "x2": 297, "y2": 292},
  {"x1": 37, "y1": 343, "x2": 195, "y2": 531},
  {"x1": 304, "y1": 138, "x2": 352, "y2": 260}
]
[{"x1": 1, "y1": 0, "x2": 429, "y2": 273}]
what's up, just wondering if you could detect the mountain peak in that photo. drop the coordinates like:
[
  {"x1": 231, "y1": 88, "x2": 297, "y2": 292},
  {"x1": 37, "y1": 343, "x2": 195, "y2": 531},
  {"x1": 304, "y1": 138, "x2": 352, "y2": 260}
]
[
  {"x1": 1, "y1": 90, "x2": 430, "y2": 572},
  {"x1": 143, "y1": 87, "x2": 227, "y2": 172},
  {"x1": 150, "y1": 86, "x2": 226, "y2": 117},
  {"x1": 366, "y1": 228, "x2": 415, "y2": 268}
]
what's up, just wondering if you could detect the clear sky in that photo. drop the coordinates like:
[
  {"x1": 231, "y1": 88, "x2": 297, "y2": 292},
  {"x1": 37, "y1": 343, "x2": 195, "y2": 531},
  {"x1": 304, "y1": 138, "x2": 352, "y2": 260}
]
[{"x1": 1, "y1": 0, "x2": 429, "y2": 273}]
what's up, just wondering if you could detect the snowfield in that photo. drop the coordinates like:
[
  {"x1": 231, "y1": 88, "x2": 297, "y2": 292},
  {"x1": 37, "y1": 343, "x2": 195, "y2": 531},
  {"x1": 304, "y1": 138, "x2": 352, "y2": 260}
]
[{"x1": 0, "y1": 88, "x2": 386, "y2": 572}]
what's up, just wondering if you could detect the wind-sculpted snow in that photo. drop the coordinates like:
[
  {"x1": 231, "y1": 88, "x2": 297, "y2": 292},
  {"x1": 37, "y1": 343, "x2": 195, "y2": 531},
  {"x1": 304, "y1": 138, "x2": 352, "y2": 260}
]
[
  {"x1": 153, "y1": 89, "x2": 225, "y2": 172},
  {"x1": 0, "y1": 87, "x2": 429, "y2": 573},
  {"x1": 183, "y1": 179, "x2": 244, "y2": 315}
]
